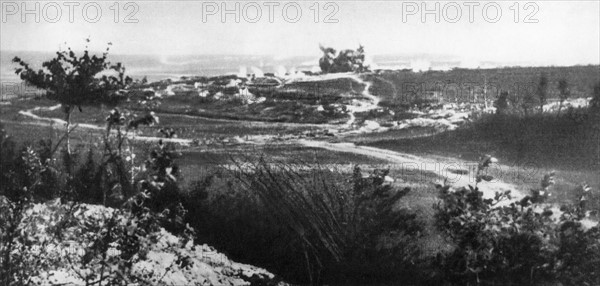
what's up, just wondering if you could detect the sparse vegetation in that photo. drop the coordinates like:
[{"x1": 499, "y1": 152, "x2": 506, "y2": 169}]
[
  {"x1": 2, "y1": 43, "x2": 600, "y2": 286},
  {"x1": 364, "y1": 91, "x2": 600, "y2": 170},
  {"x1": 367, "y1": 66, "x2": 599, "y2": 115}
]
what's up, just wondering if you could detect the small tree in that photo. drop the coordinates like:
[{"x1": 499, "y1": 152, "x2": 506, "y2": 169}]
[
  {"x1": 537, "y1": 73, "x2": 549, "y2": 113},
  {"x1": 591, "y1": 82, "x2": 600, "y2": 113},
  {"x1": 522, "y1": 89, "x2": 537, "y2": 115},
  {"x1": 494, "y1": 90, "x2": 509, "y2": 115},
  {"x1": 557, "y1": 78, "x2": 570, "y2": 114},
  {"x1": 13, "y1": 39, "x2": 131, "y2": 154}
]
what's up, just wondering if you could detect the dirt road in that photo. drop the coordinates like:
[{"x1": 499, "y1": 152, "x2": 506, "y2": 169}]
[
  {"x1": 296, "y1": 139, "x2": 525, "y2": 201},
  {"x1": 17, "y1": 105, "x2": 194, "y2": 144}
]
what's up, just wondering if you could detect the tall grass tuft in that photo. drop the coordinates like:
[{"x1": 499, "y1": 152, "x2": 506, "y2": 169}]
[{"x1": 185, "y1": 156, "x2": 424, "y2": 285}]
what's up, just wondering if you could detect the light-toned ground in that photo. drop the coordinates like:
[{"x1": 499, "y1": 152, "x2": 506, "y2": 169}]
[{"x1": 297, "y1": 139, "x2": 524, "y2": 200}]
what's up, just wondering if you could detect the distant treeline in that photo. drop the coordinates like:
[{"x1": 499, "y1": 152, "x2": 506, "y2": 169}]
[{"x1": 370, "y1": 65, "x2": 600, "y2": 104}]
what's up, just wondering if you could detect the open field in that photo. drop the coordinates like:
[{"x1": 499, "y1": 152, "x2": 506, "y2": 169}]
[
  {"x1": 2, "y1": 65, "x2": 598, "y2": 213},
  {"x1": 348, "y1": 117, "x2": 600, "y2": 211},
  {"x1": 4, "y1": 94, "x2": 596, "y2": 232}
]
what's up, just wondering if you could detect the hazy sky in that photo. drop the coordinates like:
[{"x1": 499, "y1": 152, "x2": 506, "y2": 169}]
[{"x1": 1, "y1": 1, "x2": 599, "y2": 65}]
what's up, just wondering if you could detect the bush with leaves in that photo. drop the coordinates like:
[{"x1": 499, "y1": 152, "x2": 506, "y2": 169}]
[
  {"x1": 0, "y1": 96, "x2": 195, "y2": 286},
  {"x1": 552, "y1": 204, "x2": 600, "y2": 285},
  {"x1": 0, "y1": 121, "x2": 279, "y2": 286},
  {"x1": 0, "y1": 104, "x2": 287, "y2": 285},
  {"x1": 520, "y1": 171, "x2": 556, "y2": 205},
  {"x1": 434, "y1": 158, "x2": 600, "y2": 285},
  {"x1": 434, "y1": 184, "x2": 556, "y2": 285}
]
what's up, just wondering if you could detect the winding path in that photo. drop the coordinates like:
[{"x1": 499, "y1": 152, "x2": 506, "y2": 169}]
[
  {"x1": 296, "y1": 139, "x2": 525, "y2": 201},
  {"x1": 17, "y1": 105, "x2": 194, "y2": 144}
]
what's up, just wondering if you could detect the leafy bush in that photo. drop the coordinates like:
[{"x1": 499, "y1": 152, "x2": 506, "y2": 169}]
[
  {"x1": 434, "y1": 184, "x2": 553, "y2": 285},
  {"x1": 1, "y1": 106, "x2": 193, "y2": 285},
  {"x1": 0, "y1": 124, "x2": 66, "y2": 202},
  {"x1": 434, "y1": 177, "x2": 600, "y2": 285}
]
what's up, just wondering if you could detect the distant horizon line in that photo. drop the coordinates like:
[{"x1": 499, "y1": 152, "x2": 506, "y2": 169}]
[
  {"x1": 2, "y1": 49, "x2": 599, "y2": 69},
  {"x1": 1, "y1": 48, "x2": 457, "y2": 58}
]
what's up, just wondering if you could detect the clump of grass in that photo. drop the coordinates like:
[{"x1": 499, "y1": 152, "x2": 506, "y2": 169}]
[{"x1": 185, "y1": 156, "x2": 424, "y2": 284}]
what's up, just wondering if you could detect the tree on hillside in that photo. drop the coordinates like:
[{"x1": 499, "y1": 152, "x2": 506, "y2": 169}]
[
  {"x1": 591, "y1": 82, "x2": 600, "y2": 114},
  {"x1": 557, "y1": 78, "x2": 570, "y2": 114},
  {"x1": 494, "y1": 91, "x2": 509, "y2": 115},
  {"x1": 521, "y1": 88, "x2": 537, "y2": 115},
  {"x1": 13, "y1": 39, "x2": 131, "y2": 154},
  {"x1": 537, "y1": 73, "x2": 549, "y2": 113}
]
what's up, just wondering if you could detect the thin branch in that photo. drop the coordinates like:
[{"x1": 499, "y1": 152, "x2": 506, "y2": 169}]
[{"x1": 49, "y1": 123, "x2": 80, "y2": 157}]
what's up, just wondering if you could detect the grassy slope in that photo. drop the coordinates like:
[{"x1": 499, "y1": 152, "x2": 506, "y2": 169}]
[
  {"x1": 153, "y1": 76, "x2": 366, "y2": 124},
  {"x1": 1, "y1": 99, "x2": 324, "y2": 138},
  {"x1": 354, "y1": 113, "x2": 600, "y2": 209}
]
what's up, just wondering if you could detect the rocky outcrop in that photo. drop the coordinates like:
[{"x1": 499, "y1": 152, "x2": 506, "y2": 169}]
[{"x1": 5, "y1": 199, "x2": 287, "y2": 286}]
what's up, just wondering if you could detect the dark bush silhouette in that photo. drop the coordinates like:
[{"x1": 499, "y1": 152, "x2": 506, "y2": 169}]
[{"x1": 537, "y1": 73, "x2": 549, "y2": 113}]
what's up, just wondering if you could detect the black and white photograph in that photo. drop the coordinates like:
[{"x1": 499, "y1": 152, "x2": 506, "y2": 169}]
[{"x1": 1, "y1": 1, "x2": 599, "y2": 285}]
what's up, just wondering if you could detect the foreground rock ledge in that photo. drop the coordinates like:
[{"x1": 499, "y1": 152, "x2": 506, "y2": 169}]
[{"x1": 1, "y1": 198, "x2": 287, "y2": 286}]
